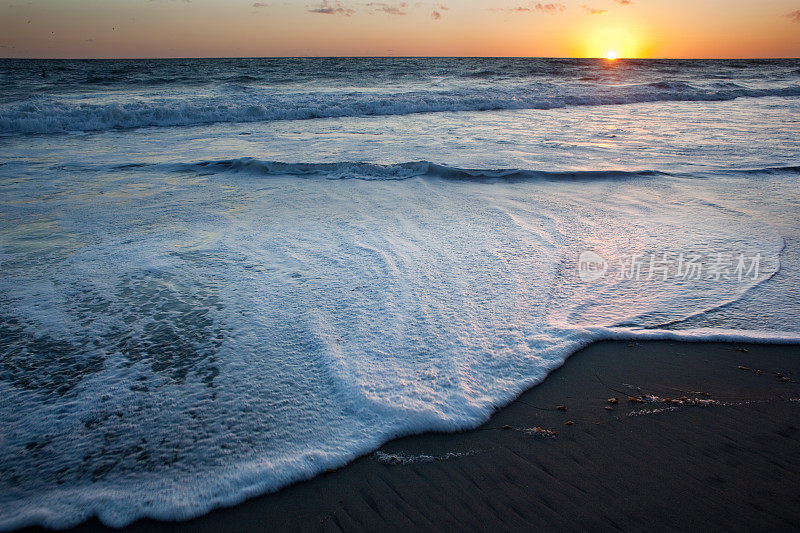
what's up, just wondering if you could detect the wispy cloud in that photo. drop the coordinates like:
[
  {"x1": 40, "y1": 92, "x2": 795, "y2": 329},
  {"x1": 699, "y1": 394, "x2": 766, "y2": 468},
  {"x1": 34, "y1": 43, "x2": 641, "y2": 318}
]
[
  {"x1": 431, "y1": 9, "x2": 441, "y2": 19},
  {"x1": 613, "y1": 0, "x2": 631, "y2": 4},
  {"x1": 308, "y1": 0, "x2": 354, "y2": 15},
  {"x1": 367, "y1": 2, "x2": 407, "y2": 15},
  {"x1": 581, "y1": 4, "x2": 607, "y2": 14},
  {"x1": 786, "y1": 10, "x2": 800, "y2": 22},
  {"x1": 499, "y1": 3, "x2": 566, "y2": 14},
  {"x1": 252, "y1": 2, "x2": 269, "y2": 7}
]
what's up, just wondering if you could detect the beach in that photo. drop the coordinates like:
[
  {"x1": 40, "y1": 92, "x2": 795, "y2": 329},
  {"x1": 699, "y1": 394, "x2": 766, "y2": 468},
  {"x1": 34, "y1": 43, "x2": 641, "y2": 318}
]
[
  {"x1": 41, "y1": 339, "x2": 800, "y2": 532},
  {"x1": 2, "y1": 57, "x2": 800, "y2": 530}
]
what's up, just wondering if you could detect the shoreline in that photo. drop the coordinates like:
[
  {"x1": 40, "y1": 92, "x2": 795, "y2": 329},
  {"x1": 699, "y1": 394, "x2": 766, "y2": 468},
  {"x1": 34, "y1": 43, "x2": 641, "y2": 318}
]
[{"x1": 33, "y1": 339, "x2": 800, "y2": 532}]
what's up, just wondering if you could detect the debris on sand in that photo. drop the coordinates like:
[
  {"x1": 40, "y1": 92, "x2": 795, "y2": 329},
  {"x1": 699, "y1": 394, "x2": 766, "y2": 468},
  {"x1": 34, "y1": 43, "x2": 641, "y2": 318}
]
[
  {"x1": 628, "y1": 406, "x2": 679, "y2": 417},
  {"x1": 523, "y1": 426, "x2": 558, "y2": 438},
  {"x1": 639, "y1": 394, "x2": 718, "y2": 407},
  {"x1": 375, "y1": 449, "x2": 479, "y2": 465}
]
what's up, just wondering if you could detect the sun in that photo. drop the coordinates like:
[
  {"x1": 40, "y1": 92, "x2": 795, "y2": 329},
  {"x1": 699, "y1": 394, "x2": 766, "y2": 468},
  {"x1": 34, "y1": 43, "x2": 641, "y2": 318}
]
[{"x1": 576, "y1": 26, "x2": 644, "y2": 59}]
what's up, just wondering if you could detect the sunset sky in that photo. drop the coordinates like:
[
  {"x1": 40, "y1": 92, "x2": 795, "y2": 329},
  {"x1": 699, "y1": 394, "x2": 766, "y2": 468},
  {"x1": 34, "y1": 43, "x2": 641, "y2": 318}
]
[{"x1": 2, "y1": 0, "x2": 799, "y2": 58}]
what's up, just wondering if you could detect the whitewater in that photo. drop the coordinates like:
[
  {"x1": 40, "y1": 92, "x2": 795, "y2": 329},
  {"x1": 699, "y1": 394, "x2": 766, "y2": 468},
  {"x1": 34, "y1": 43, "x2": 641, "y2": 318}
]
[{"x1": 1, "y1": 58, "x2": 799, "y2": 529}]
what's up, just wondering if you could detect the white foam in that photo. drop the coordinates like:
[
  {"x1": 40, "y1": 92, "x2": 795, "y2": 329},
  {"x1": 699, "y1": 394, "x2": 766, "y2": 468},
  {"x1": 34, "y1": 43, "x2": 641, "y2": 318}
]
[
  {"x1": 374, "y1": 449, "x2": 479, "y2": 465},
  {"x1": 2, "y1": 164, "x2": 799, "y2": 530}
]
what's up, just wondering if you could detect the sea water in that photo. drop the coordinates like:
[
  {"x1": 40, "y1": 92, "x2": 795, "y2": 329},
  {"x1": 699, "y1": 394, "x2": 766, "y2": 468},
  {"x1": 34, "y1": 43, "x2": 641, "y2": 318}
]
[{"x1": 1, "y1": 58, "x2": 799, "y2": 529}]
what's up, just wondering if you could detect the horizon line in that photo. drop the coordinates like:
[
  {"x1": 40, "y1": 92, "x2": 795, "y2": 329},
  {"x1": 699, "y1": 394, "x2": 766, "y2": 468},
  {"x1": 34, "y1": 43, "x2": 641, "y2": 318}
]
[{"x1": 2, "y1": 55, "x2": 800, "y2": 61}]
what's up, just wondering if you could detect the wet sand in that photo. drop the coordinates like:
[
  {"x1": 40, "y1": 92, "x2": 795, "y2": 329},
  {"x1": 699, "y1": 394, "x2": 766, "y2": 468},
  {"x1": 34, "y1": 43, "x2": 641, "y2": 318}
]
[{"x1": 36, "y1": 340, "x2": 800, "y2": 532}]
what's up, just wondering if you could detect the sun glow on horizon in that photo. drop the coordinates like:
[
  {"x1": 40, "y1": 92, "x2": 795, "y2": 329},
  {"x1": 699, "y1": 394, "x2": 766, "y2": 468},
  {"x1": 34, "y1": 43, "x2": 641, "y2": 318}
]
[
  {"x1": 2, "y1": 0, "x2": 799, "y2": 58},
  {"x1": 579, "y1": 26, "x2": 644, "y2": 59}
]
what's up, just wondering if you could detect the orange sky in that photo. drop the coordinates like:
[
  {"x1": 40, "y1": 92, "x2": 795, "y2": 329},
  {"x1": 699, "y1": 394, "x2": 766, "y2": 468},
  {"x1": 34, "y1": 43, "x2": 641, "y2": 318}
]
[{"x1": 1, "y1": 0, "x2": 799, "y2": 58}]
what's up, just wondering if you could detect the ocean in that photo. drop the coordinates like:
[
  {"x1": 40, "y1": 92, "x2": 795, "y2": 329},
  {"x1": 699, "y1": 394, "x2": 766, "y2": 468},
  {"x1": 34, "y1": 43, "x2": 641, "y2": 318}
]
[{"x1": 1, "y1": 57, "x2": 799, "y2": 529}]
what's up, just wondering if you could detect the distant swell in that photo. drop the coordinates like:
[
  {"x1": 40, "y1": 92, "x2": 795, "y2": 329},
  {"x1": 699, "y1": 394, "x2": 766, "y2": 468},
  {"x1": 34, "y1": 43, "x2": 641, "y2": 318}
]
[
  {"x1": 175, "y1": 158, "x2": 800, "y2": 181},
  {"x1": 3, "y1": 83, "x2": 800, "y2": 135},
  {"x1": 181, "y1": 159, "x2": 669, "y2": 181}
]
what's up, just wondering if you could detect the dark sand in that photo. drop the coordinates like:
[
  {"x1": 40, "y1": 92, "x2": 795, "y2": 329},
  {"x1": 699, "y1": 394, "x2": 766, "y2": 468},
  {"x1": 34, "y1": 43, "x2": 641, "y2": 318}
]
[{"x1": 36, "y1": 340, "x2": 800, "y2": 532}]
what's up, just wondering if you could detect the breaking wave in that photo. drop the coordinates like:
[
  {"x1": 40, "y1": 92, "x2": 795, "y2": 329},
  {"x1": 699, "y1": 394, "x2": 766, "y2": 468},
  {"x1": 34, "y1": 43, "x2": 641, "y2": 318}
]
[
  {"x1": 3, "y1": 83, "x2": 800, "y2": 135},
  {"x1": 172, "y1": 158, "x2": 800, "y2": 182}
]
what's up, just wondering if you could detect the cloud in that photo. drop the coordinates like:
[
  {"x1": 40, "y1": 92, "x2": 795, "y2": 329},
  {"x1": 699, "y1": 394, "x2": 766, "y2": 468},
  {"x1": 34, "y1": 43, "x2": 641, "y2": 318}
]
[
  {"x1": 502, "y1": 3, "x2": 566, "y2": 14},
  {"x1": 252, "y1": 2, "x2": 269, "y2": 7},
  {"x1": 308, "y1": 0, "x2": 354, "y2": 15},
  {"x1": 366, "y1": 2, "x2": 407, "y2": 15},
  {"x1": 431, "y1": 9, "x2": 441, "y2": 19},
  {"x1": 438, "y1": 4, "x2": 448, "y2": 9},
  {"x1": 613, "y1": 0, "x2": 631, "y2": 4},
  {"x1": 786, "y1": 10, "x2": 800, "y2": 22},
  {"x1": 581, "y1": 4, "x2": 607, "y2": 14}
]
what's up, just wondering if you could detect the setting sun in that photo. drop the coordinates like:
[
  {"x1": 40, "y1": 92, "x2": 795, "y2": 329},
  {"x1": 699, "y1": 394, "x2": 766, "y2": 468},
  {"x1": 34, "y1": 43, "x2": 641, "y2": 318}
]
[{"x1": 577, "y1": 26, "x2": 645, "y2": 59}]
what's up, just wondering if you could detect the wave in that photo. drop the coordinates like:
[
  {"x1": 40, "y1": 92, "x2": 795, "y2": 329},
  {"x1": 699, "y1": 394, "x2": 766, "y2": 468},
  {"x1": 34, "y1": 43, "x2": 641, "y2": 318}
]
[
  {"x1": 3, "y1": 82, "x2": 800, "y2": 135},
  {"x1": 463, "y1": 69, "x2": 500, "y2": 78},
  {"x1": 171, "y1": 159, "x2": 800, "y2": 182},
  {"x1": 83, "y1": 75, "x2": 202, "y2": 86},
  {"x1": 179, "y1": 158, "x2": 668, "y2": 181},
  {"x1": 725, "y1": 165, "x2": 800, "y2": 175}
]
